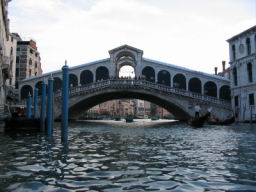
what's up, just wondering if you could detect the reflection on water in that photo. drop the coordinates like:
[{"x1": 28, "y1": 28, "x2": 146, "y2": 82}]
[{"x1": 0, "y1": 120, "x2": 256, "y2": 191}]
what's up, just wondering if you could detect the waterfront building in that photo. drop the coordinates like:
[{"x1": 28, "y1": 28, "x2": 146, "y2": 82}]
[
  {"x1": 0, "y1": 0, "x2": 11, "y2": 119},
  {"x1": 227, "y1": 25, "x2": 256, "y2": 122},
  {"x1": 5, "y1": 33, "x2": 18, "y2": 87},
  {"x1": 15, "y1": 38, "x2": 43, "y2": 84}
]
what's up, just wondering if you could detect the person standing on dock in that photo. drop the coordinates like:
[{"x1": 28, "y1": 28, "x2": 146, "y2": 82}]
[{"x1": 194, "y1": 104, "x2": 201, "y2": 119}]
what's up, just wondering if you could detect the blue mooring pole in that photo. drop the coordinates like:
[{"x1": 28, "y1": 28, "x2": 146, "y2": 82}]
[
  {"x1": 61, "y1": 61, "x2": 69, "y2": 142},
  {"x1": 34, "y1": 88, "x2": 38, "y2": 118},
  {"x1": 40, "y1": 81, "x2": 46, "y2": 131},
  {"x1": 26, "y1": 93, "x2": 32, "y2": 119},
  {"x1": 47, "y1": 75, "x2": 54, "y2": 137}
]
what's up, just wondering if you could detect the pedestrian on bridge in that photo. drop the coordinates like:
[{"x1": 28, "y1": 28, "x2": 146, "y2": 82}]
[{"x1": 194, "y1": 104, "x2": 201, "y2": 119}]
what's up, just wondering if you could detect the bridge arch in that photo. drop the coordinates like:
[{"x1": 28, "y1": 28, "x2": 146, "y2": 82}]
[
  {"x1": 69, "y1": 74, "x2": 78, "y2": 87},
  {"x1": 188, "y1": 77, "x2": 202, "y2": 94},
  {"x1": 53, "y1": 77, "x2": 62, "y2": 92},
  {"x1": 157, "y1": 70, "x2": 171, "y2": 86},
  {"x1": 204, "y1": 81, "x2": 217, "y2": 97},
  {"x1": 173, "y1": 73, "x2": 186, "y2": 90},
  {"x1": 67, "y1": 89, "x2": 190, "y2": 120},
  {"x1": 219, "y1": 85, "x2": 231, "y2": 101},
  {"x1": 20, "y1": 85, "x2": 33, "y2": 100},
  {"x1": 142, "y1": 66, "x2": 155, "y2": 82},
  {"x1": 96, "y1": 66, "x2": 109, "y2": 81},
  {"x1": 80, "y1": 70, "x2": 93, "y2": 85}
]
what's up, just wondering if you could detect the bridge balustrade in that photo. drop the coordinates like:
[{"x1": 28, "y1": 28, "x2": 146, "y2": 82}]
[{"x1": 49, "y1": 79, "x2": 231, "y2": 109}]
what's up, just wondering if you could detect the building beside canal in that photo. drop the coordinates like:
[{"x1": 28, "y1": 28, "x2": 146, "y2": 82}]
[
  {"x1": 15, "y1": 38, "x2": 43, "y2": 84},
  {"x1": 228, "y1": 25, "x2": 256, "y2": 122},
  {"x1": 0, "y1": 0, "x2": 11, "y2": 120}
]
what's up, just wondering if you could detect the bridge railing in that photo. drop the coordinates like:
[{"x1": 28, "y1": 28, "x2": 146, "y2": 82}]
[{"x1": 52, "y1": 79, "x2": 231, "y2": 108}]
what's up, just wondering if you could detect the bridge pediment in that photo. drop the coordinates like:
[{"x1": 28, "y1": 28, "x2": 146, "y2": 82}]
[{"x1": 109, "y1": 45, "x2": 144, "y2": 76}]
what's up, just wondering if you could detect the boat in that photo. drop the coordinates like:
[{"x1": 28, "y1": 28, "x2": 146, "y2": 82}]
[
  {"x1": 5, "y1": 117, "x2": 41, "y2": 132},
  {"x1": 208, "y1": 116, "x2": 235, "y2": 126},
  {"x1": 125, "y1": 116, "x2": 134, "y2": 123},
  {"x1": 189, "y1": 112, "x2": 211, "y2": 128}
]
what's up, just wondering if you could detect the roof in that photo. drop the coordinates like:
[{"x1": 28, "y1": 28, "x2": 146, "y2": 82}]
[
  {"x1": 227, "y1": 25, "x2": 256, "y2": 42},
  {"x1": 109, "y1": 44, "x2": 143, "y2": 54}
]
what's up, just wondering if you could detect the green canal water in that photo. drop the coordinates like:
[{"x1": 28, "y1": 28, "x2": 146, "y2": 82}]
[{"x1": 0, "y1": 120, "x2": 256, "y2": 191}]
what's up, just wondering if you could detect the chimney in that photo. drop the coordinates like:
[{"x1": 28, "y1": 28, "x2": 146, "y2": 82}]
[
  {"x1": 214, "y1": 67, "x2": 218, "y2": 75},
  {"x1": 222, "y1": 61, "x2": 226, "y2": 72}
]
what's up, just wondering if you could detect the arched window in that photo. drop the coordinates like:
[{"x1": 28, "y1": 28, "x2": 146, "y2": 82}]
[
  {"x1": 232, "y1": 45, "x2": 236, "y2": 61},
  {"x1": 96, "y1": 66, "x2": 109, "y2": 81},
  {"x1": 247, "y1": 62, "x2": 253, "y2": 82},
  {"x1": 246, "y1": 37, "x2": 251, "y2": 55},
  {"x1": 233, "y1": 67, "x2": 238, "y2": 86},
  {"x1": 20, "y1": 85, "x2": 33, "y2": 100},
  {"x1": 173, "y1": 74, "x2": 186, "y2": 90},
  {"x1": 35, "y1": 81, "x2": 45, "y2": 96},
  {"x1": 204, "y1": 81, "x2": 217, "y2": 97},
  {"x1": 10, "y1": 47, "x2": 13, "y2": 56},
  {"x1": 142, "y1": 66, "x2": 155, "y2": 82},
  {"x1": 188, "y1": 77, "x2": 202, "y2": 94},
  {"x1": 69, "y1": 74, "x2": 78, "y2": 87},
  {"x1": 80, "y1": 70, "x2": 93, "y2": 85},
  {"x1": 53, "y1": 77, "x2": 62, "y2": 92},
  {"x1": 220, "y1": 85, "x2": 231, "y2": 101},
  {"x1": 157, "y1": 70, "x2": 170, "y2": 86},
  {"x1": 29, "y1": 59, "x2": 32, "y2": 65}
]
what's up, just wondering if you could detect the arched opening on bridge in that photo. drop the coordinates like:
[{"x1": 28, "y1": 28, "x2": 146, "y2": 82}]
[
  {"x1": 53, "y1": 77, "x2": 62, "y2": 92},
  {"x1": 204, "y1": 81, "x2": 217, "y2": 97},
  {"x1": 96, "y1": 66, "x2": 109, "y2": 81},
  {"x1": 20, "y1": 85, "x2": 33, "y2": 100},
  {"x1": 219, "y1": 85, "x2": 231, "y2": 101},
  {"x1": 69, "y1": 74, "x2": 78, "y2": 88},
  {"x1": 119, "y1": 65, "x2": 135, "y2": 78},
  {"x1": 173, "y1": 74, "x2": 186, "y2": 90},
  {"x1": 142, "y1": 66, "x2": 155, "y2": 82},
  {"x1": 188, "y1": 77, "x2": 201, "y2": 94},
  {"x1": 157, "y1": 70, "x2": 170, "y2": 86},
  {"x1": 80, "y1": 70, "x2": 93, "y2": 85},
  {"x1": 35, "y1": 81, "x2": 44, "y2": 96},
  {"x1": 67, "y1": 90, "x2": 191, "y2": 121}
]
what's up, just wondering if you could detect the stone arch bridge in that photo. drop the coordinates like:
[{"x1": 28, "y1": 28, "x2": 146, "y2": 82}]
[{"x1": 18, "y1": 45, "x2": 232, "y2": 120}]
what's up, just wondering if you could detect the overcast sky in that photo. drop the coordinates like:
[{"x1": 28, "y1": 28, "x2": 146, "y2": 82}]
[{"x1": 9, "y1": 0, "x2": 256, "y2": 74}]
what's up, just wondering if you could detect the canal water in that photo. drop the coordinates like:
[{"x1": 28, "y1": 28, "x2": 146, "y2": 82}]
[{"x1": 0, "y1": 120, "x2": 256, "y2": 192}]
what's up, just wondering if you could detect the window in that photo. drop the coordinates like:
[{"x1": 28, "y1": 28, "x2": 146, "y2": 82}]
[
  {"x1": 235, "y1": 96, "x2": 239, "y2": 107},
  {"x1": 10, "y1": 47, "x2": 13, "y2": 55},
  {"x1": 16, "y1": 68, "x2": 19, "y2": 77},
  {"x1": 16, "y1": 56, "x2": 20, "y2": 63},
  {"x1": 246, "y1": 37, "x2": 251, "y2": 55},
  {"x1": 29, "y1": 59, "x2": 32, "y2": 65},
  {"x1": 35, "y1": 72, "x2": 37, "y2": 76},
  {"x1": 232, "y1": 45, "x2": 236, "y2": 61},
  {"x1": 30, "y1": 49, "x2": 33, "y2": 54},
  {"x1": 29, "y1": 69, "x2": 32, "y2": 77},
  {"x1": 233, "y1": 67, "x2": 238, "y2": 86},
  {"x1": 247, "y1": 63, "x2": 253, "y2": 82},
  {"x1": 35, "y1": 62, "x2": 37, "y2": 68},
  {"x1": 11, "y1": 36, "x2": 13, "y2": 42},
  {"x1": 249, "y1": 93, "x2": 254, "y2": 106},
  {"x1": 17, "y1": 47, "x2": 20, "y2": 51}
]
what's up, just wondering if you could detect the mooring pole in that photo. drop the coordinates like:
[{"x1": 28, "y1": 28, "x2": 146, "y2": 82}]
[
  {"x1": 61, "y1": 61, "x2": 69, "y2": 142},
  {"x1": 40, "y1": 81, "x2": 46, "y2": 131},
  {"x1": 34, "y1": 88, "x2": 38, "y2": 118},
  {"x1": 47, "y1": 75, "x2": 54, "y2": 137},
  {"x1": 26, "y1": 93, "x2": 32, "y2": 119}
]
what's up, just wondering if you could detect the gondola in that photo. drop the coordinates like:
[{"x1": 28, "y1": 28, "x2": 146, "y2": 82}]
[
  {"x1": 5, "y1": 117, "x2": 41, "y2": 132},
  {"x1": 208, "y1": 116, "x2": 235, "y2": 126},
  {"x1": 189, "y1": 112, "x2": 211, "y2": 128}
]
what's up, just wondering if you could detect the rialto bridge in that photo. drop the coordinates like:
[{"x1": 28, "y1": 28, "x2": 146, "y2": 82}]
[{"x1": 18, "y1": 45, "x2": 232, "y2": 120}]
